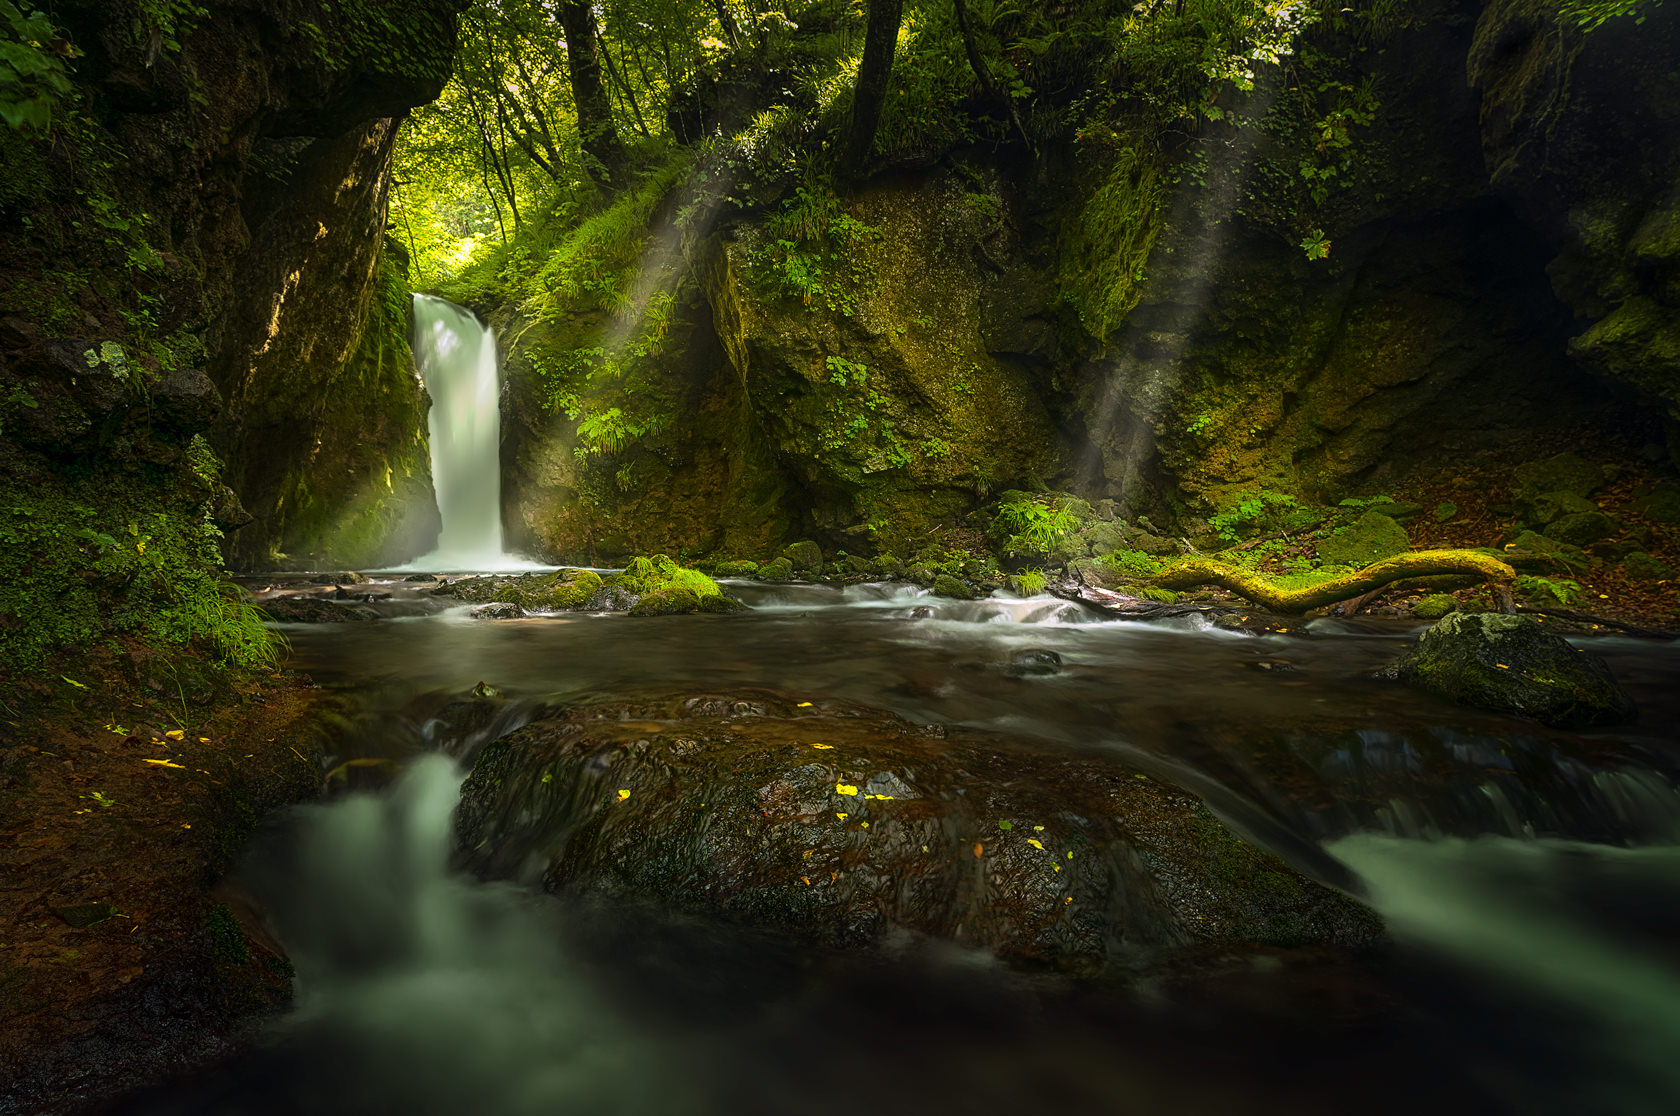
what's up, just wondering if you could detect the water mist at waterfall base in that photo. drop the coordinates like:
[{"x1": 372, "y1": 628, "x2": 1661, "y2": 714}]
[{"x1": 406, "y1": 295, "x2": 541, "y2": 573}]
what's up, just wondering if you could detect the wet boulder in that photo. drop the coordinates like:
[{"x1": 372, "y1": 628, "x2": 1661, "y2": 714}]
[
  {"x1": 259, "y1": 597, "x2": 379, "y2": 622},
  {"x1": 1379, "y1": 613, "x2": 1635, "y2": 728},
  {"x1": 470, "y1": 602, "x2": 525, "y2": 620},
  {"x1": 455, "y1": 691, "x2": 1381, "y2": 976}
]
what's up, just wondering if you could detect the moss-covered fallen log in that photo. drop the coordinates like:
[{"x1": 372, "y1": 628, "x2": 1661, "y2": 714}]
[{"x1": 1152, "y1": 550, "x2": 1515, "y2": 615}]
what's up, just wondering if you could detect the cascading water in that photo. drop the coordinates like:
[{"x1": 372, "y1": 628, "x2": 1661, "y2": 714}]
[{"x1": 409, "y1": 295, "x2": 531, "y2": 571}]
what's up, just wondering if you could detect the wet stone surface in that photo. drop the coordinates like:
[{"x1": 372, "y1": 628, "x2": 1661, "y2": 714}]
[{"x1": 455, "y1": 690, "x2": 1382, "y2": 977}]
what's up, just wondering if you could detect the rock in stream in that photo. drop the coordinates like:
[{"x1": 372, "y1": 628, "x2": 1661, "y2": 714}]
[{"x1": 454, "y1": 690, "x2": 1380, "y2": 977}]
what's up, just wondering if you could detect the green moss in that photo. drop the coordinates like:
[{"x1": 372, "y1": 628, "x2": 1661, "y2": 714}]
[
  {"x1": 1622, "y1": 550, "x2": 1675, "y2": 580},
  {"x1": 1317, "y1": 511, "x2": 1410, "y2": 567},
  {"x1": 931, "y1": 574, "x2": 971, "y2": 600},
  {"x1": 1058, "y1": 142, "x2": 1166, "y2": 340},
  {"x1": 628, "y1": 587, "x2": 702, "y2": 616},
  {"x1": 1139, "y1": 587, "x2": 1181, "y2": 604},
  {"x1": 607, "y1": 554, "x2": 723, "y2": 601},
  {"x1": 758, "y1": 557, "x2": 794, "y2": 581},
  {"x1": 205, "y1": 903, "x2": 250, "y2": 966},
  {"x1": 0, "y1": 463, "x2": 282, "y2": 673},
  {"x1": 1097, "y1": 548, "x2": 1165, "y2": 580},
  {"x1": 1411, "y1": 593, "x2": 1458, "y2": 619},
  {"x1": 714, "y1": 560, "x2": 761, "y2": 576}
]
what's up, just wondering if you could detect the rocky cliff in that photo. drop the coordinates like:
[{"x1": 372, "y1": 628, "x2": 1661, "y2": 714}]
[{"x1": 484, "y1": 0, "x2": 1675, "y2": 565}]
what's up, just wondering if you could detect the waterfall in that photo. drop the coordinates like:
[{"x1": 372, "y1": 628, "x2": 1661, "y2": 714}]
[{"x1": 410, "y1": 295, "x2": 528, "y2": 571}]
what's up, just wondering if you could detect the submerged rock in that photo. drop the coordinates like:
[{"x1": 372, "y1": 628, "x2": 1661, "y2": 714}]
[
  {"x1": 1380, "y1": 613, "x2": 1635, "y2": 728},
  {"x1": 1005, "y1": 648, "x2": 1062, "y2": 676},
  {"x1": 455, "y1": 691, "x2": 1381, "y2": 977},
  {"x1": 470, "y1": 602, "x2": 525, "y2": 620},
  {"x1": 259, "y1": 597, "x2": 380, "y2": 623}
]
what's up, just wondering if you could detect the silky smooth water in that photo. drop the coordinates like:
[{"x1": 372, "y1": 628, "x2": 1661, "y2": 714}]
[
  {"x1": 115, "y1": 581, "x2": 1680, "y2": 1115},
  {"x1": 408, "y1": 297, "x2": 536, "y2": 572}
]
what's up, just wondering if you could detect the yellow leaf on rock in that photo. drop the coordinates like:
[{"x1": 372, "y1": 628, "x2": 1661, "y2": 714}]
[
  {"x1": 164, "y1": 730, "x2": 184, "y2": 741},
  {"x1": 797, "y1": 702, "x2": 813, "y2": 708},
  {"x1": 143, "y1": 759, "x2": 185, "y2": 769},
  {"x1": 616, "y1": 789, "x2": 631, "y2": 801},
  {"x1": 1027, "y1": 839, "x2": 1044, "y2": 850},
  {"x1": 836, "y1": 783, "x2": 858, "y2": 796},
  {"x1": 836, "y1": 812, "x2": 848, "y2": 820},
  {"x1": 973, "y1": 843, "x2": 984, "y2": 858},
  {"x1": 811, "y1": 743, "x2": 834, "y2": 750}
]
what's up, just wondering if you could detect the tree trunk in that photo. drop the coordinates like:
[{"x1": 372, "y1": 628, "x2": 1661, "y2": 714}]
[
  {"x1": 841, "y1": 0, "x2": 904, "y2": 178},
  {"x1": 1149, "y1": 550, "x2": 1516, "y2": 615},
  {"x1": 952, "y1": 0, "x2": 1033, "y2": 152},
  {"x1": 560, "y1": 0, "x2": 628, "y2": 193}
]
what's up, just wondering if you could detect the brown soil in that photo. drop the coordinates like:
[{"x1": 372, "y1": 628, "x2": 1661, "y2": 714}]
[{"x1": 0, "y1": 652, "x2": 329, "y2": 1115}]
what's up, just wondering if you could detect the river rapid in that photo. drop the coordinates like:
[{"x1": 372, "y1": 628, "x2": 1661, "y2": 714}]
[{"x1": 111, "y1": 578, "x2": 1680, "y2": 1116}]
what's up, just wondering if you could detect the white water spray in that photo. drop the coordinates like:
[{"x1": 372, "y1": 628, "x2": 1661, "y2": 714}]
[{"x1": 410, "y1": 295, "x2": 533, "y2": 571}]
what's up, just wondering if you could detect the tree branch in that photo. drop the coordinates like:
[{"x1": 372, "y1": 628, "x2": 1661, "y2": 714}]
[{"x1": 1151, "y1": 550, "x2": 1515, "y2": 615}]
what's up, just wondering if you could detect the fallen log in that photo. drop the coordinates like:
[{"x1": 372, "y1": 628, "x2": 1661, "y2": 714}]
[{"x1": 1151, "y1": 549, "x2": 1515, "y2": 616}]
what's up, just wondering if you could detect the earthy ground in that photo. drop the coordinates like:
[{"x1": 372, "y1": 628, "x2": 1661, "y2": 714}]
[{"x1": 0, "y1": 652, "x2": 328, "y2": 1116}]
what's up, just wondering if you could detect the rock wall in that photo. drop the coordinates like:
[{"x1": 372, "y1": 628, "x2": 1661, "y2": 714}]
[
  {"x1": 486, "y1": 0, "x2": 1674, "y2": 564},
  {"x1": 0, "y1": 0, "x2": 460, "y2": 573}
]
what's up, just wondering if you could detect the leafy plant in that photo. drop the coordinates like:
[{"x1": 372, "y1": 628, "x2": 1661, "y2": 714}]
[
  {"x1": 0, "y1": 2, "x2": 74, "y2": 132},
  {"x1": 993, "y1": 498, "x2": 1080, "y2": 554},
  {"x1": 1097, "y1": 548, "x2": 1163, "y2": 579},
  {"x1": 1513, "y1": 575, "x2": 1584, "y2": 607}
]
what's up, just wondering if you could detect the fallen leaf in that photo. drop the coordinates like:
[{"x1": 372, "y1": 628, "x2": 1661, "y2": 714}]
[
  {"x1": 797, "y1": 702, "x2": 813, "y2": 708},
  {"x1": 615, "y1": 789, "x2": 631, "y2": 801},
  {"x1": 997, "y1": 820, "x2": 1013, "y2": 831},
  {"x1": 835, "y1": 783, "x2": 858, "y2": 796},
  {"x1": 143, "y1": 758, "x2": 185, "y2": 769},
  {"x1": 1033, "y1": 825, "x2": 1045, "y2": 832},
  {"x1": 811, "y1": 743, "x2": 834, "y2": 750},
  {"x1": 164, "y1": 729, "x2": 185, "y2": 741},
  {"x1": 1027, "y1": 839, "x2": 1044, "y2": 850},
  {"x1": 198, "y1": 737, "x2": 210, "y2": 743},
  {"x1": 800, "y1": 876, "x2": 811, "y2": 885},
  {"x1": 973, "y1": 843, "x2": 983, "y2": 858},
  {"x1": 860, "y1": 821, "x2": 869, "y2": 828},
  {"x1": 836, "y1": 812, "x2": 848, "y2": 820}
]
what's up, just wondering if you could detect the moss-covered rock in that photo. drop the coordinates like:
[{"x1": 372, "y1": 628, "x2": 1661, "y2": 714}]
[
  {"x1": 1511, "y1": 453, "x2": 1607, "y2": 505},
  {"x1": 1409, "y1": 594, "x2": 1459, "y2": 620},
  {"x1": 780, "y1": 540, "x2": 823, "y2": 571},
  {"x1": 1433, "y1": 501, "x2": 1459, "y2": 523},
  {"x1": 628, "y1": 588, "x2": 703, "y2": 616},
  {"x1": 455, "y1": 690, "x2": 1383, "y2": 975},
  {"x1": 1381, "y1": 612, "x2": 1635, "y2": 728},
  {"x1": 1317, "y1": 511, "x2": 1410, "y2": 568},
  {"x1": 1622, "y1": 551, "x2": 1675, "y2": 581},
  {"x1": 758, "y1": 557, "x2": 794, "y2": 581},
  {"x1": 1631, "y1": 483, "x2": 1680, "y2": 524},
  {"x1": 1545, "y1": 510, "x2": 1618, "y2": 547},
  {"x1": 931, "y1": 574, "x2": 971, "y2": 600},
  {"x1": 714, "y1": 560, "x2": 761, "y2": 576},
  {"x1": 1526, "y1": 490, "x2": 1597, "y2": 526}
]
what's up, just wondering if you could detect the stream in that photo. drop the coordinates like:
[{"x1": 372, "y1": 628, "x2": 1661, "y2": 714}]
[{"x1": 110, "y1": 579, "x2": 1680, "y2": 1115}]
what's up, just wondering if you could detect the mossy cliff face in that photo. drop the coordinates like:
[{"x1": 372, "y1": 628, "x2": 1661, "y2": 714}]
[
  {"x1": 1072, "y1": 4, "x2": 1612, "y2": 518},
  {"x1": 709, "y1": 168, "x2": 1066, "y2": 546},
  {"x1": 1468, "y1": 0, "x2": 1680, "y2": 455},
  {"x1": 494, "y1": 2, "x2": 1676, "y2": 560},
  {"x1": 498, "y1": 292, "x2": 797, "y2": 563},
  {"x1": 0, "y1": 0, "x2": 459, "y2": 583},
  {"x1": 495, "y1": 165, "x2": 1068, "y2": 563}
]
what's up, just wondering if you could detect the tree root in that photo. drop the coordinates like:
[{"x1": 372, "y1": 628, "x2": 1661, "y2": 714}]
[{"x1": 1151, "y1": 550, "x2": 1515, "y2": 616}]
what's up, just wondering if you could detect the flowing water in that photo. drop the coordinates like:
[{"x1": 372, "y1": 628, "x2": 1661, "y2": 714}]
[
  {"x1": 114, "y1": 579, "x2": 1680, "y2": 1115},
  {"x1": 407, "y1": 297, "x2": 533, "y2": 572}
]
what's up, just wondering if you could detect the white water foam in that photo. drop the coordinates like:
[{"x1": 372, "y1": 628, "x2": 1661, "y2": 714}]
[{"x1": 406, "y1": 295, "x2": 542, "y2": 573}]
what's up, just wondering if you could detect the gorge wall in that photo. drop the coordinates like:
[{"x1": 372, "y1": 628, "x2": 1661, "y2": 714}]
[
  {"x1": 0, "y1": 0, "x2": 461, "y2": 598},
  {"x1": 484, "y1": 0, "x2": 1677, "y2": 565}
]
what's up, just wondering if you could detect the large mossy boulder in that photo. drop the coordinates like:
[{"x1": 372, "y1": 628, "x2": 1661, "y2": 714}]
[
  {"x1": 1317, "y1": 511, "x2": 1410, "y2": 567},
  {"x1": 455, "y1": 691, "x2": 1381, "y2": 976},
  {"x1": 1380, "y1": 613, "x2": 1635, "y2": 728}
]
